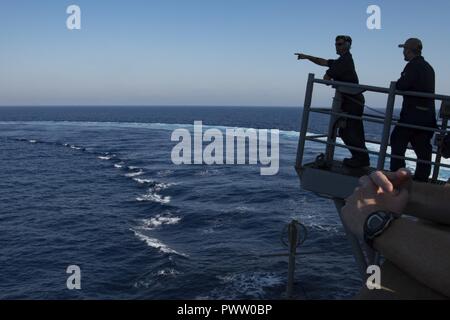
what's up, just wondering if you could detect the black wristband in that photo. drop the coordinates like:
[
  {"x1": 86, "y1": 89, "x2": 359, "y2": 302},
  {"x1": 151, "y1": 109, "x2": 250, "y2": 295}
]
[{"x1": 363, "y1": 211, "x2": 395, "y2": 249}]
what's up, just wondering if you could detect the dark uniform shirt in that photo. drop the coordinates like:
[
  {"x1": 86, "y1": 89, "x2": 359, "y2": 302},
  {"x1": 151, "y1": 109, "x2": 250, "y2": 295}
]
[
  {"x1": 396, "y1": 56, "x2": 436, "y2": 127},
  {"x1": 326, "y1": 52, "x2": 360, "y2": 84},
  {"x1": 326, "y1": 52, "x2": 364, "y2": 115}
]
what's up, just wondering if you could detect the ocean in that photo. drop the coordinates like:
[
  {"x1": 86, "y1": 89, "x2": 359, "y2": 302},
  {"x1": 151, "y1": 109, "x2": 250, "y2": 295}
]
[{"x1": 1, "y1": 106, "x2": 446, "y2": 300}]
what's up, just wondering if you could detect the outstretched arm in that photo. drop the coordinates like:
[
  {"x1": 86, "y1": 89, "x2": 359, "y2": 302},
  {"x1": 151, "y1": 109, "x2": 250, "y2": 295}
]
[{"x1": 295, "y1": 53, "x2": 329, "y2": 67}]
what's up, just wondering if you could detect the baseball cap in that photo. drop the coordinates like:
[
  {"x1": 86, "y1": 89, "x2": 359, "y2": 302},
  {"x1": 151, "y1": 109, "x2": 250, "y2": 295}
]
[{"x1": 398, "y1": 38, "x2": 423, "y2": 51}]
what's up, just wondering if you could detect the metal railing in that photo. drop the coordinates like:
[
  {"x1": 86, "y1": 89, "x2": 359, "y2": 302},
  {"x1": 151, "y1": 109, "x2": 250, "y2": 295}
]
[
  {"x1": 296, "y1": 73, "x2": 450, "y2": 183},
  {"x1": 295, "y1": 73, "x2": 450, "y2": 279}
]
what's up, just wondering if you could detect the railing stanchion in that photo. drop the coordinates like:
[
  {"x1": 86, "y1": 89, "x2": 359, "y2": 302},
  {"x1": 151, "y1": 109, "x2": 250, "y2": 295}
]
[
  {"x1": 296, "y1": 73, "x2": 315, "y2": 169},
  {"x1": 432, "y1": 117, "x2": 448, "y2": 182},
  {"x1": 325, "y1": 90, "x2": 342, "y2": 165},
  {"x1": 377, "y1": 81, "x2": 396, "y2": 170}
]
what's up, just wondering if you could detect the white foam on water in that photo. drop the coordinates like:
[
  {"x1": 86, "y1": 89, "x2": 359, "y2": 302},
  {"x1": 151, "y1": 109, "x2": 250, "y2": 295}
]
[
  {"x1": 131, "y1": 228, "x2": 187, "y2": 257},
  {"x1": 125, "y1": 170, "x2": 144, "y2": 177},
  {"x1": 5, "y1": 120, "x2": 449, "y2": 180},
  {"x1": 133, "y1": 268, "x2": 182, "y2": 288},
  {"x1": 139, "y1": 214, "x2": 181, "y2": 231},
  {"x1": 306, "y1": 222, "x2": 342, "y2": 234},
  {"x1": 0, "y1": 119, "x2": 444, "y2": 148},
  {"x1": 153, "y1": 182, "x2": 175, "y2": 191},
  {"x1": 98, "y1": 154, "x2": 115, "y2": 160},
  {"x1": 136, "y1": 193, "x2": 171, "y2": 204},
  {"x1": 114, "y1": 162, "x2": 124, "y2": 168},
  {"x1": 156, "y1": 268, "x2": 181, "y2": 277},
  {"x1": 133, "y1": 177, "x2": 154, "y2": 184},
  {"x1": 136, "y1": 181, "x2": 174, "y2": 204},
  {"x1": 29, "y1": 139, "x2": 37, "y2": 143},
  {"x1": 13, "y1": 120, "x2": 276, "y2": 140}
]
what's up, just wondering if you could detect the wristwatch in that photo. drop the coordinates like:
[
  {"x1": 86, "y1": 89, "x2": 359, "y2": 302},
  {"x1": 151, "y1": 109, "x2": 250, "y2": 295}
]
[{"x1": 363, "y1": 211, "x2": 396, "y2": 249}]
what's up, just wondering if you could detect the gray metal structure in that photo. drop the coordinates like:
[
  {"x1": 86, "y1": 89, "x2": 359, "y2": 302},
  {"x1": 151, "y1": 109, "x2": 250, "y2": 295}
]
[{"x1": 295, "y1": 73, "x2": 450, "y2": 278}]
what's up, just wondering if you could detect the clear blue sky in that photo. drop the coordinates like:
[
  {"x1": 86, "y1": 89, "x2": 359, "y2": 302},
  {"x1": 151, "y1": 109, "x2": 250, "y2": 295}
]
[{"x1": 1, "y1": 0, "x2": 449, "y2": 107}]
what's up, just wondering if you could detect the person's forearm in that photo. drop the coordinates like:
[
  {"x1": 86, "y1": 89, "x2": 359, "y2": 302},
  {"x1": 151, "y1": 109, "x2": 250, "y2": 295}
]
[
  {"x1": 305, "y1": 55, "x2": 328, "y2": 67},
  {"x1": 374, "y1": 217, "x2": 450, "y2": 297},
  {"x1": 404, "y1": 182, "x2": 450, "y2": 225}
]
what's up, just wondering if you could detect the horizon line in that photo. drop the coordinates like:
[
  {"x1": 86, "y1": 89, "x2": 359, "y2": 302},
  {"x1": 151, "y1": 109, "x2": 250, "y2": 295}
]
[
  {"x1": 0, "y1": 104, "x2": 389, "y2": 109},
  {"x1": 0, "y1": 104, "x2": 301, "y2": 108}
]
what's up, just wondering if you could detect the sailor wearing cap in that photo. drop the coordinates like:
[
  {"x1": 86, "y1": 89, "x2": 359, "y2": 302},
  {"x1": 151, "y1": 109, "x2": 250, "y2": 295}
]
[
  {"x1": 390, "y1": 38, "x2": 437, "y2": 182},
  {"x1": 296, "y1": 35, "x2": 370, "y2": 168}
]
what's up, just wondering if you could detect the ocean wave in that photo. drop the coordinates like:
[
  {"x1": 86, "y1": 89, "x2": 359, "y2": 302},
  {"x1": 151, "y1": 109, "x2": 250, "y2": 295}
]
[
  {"x1": 136, "y1": 193, "x2": 171, "y2": 204},
  {"x1": 156, "y1": 268, "x2": 181, "y2": 277},
  {"x1": 154, "y1": 182, "x2": 175, "y2": 191},
  {"x1": 125, "y1": 170, "x2": 144, "y2": 178},
  {"x1": 98, "y1": 154, "x2": 116, "y2": 160},
  {"x1": 219, "y1": 206, "x2": 257, "y2": 218},
  {"x1": 135, "y1": 180, "x2": 174, "y2": 203},
  {"x1": 133, "y1": 177, "x2": 154, "y2": 184},
  {"x1": 16, "y1": 138, "x2": 89, "y2": 153},
  {"x1": 5, "y1": 121, "x2": 450, "y2": 179},
  {"x1": 114, "y1": 162, "x2": 124, "y2": 168},
  {"x1": 131, "y1": 229, "x2": 186, "y2": 256},
  {"x1": 139, "y1": 214, "x2": 181, "y2": 231},
  {"x1": 202, "y1": 272, "x2": 284, "y2": 300},
  {"x1": 294, "y1": 212, "x2": 344, "y2": 235},
  {"x1": 194, "y1": 169, "x2": 220, "y2": 176},
  {"x1": 133, "y1": 268, "x2": 182, "y2": 288},
  {"x1": 0, "y1": 120, "x2": 299, "y2": 140},
  {"x1": 157, "y1": 169, "x2": 174, "y2": 177},
  {"x1": 306, "y1": 222, "x2": 343, "y2": 234},
  {"x1": 7, "y1": 120, "x2": 449, "y2": 171}
]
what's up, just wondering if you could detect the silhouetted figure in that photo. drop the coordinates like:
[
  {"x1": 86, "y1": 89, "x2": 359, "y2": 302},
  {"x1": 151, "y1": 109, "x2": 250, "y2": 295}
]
[
  {"x1": 390, "y1": 38, "x2": 437, "y2": 182},
  {"x1": 296, "y1": 35, "x2": 370, "y2": 168}
]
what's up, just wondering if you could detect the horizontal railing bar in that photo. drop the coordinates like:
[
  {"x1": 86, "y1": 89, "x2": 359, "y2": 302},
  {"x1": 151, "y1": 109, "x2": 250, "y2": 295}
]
[
  {"x1": 310, "y1": 108, "x2": 387, "y2": 125},
  {"x1": 387, "y1": 153, "x2": 447, "y2": 167},
  {"x1": 397, "y1": 90, "x2": 450, "y2": 101},
  {"x1": 309, "y1": 108, "x2": 449, "y2": 134},
  {"x1": 314, "y1": 79, "x2": 390, "y2": 94},
  {"x1": 391, "y1": 121, "x2": 443, "y2": 133},
  {"x1": 306, "y1": 137, "x2": 450, "y2": 169},
  {"x1": 305, "y1": 134, "x2": 328, "y2": 139},
  {"x1": 314, "y1": 78, "x2": 450, "y2": 101},
  {"x1": 306, "y1": 136, "x2": 380, "y2": 156},
  {"x1": 307, "y1": 134, "x2": 439, "y2": 154},
  {"x1": 311, "y1": 107, "x2": 447, "y2": 125},
  {"x1": 310, "y1": 107, "x2": 389, "y2": 121}
]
